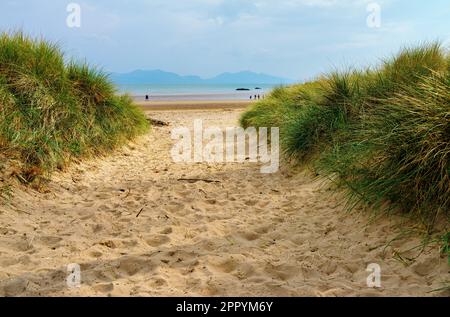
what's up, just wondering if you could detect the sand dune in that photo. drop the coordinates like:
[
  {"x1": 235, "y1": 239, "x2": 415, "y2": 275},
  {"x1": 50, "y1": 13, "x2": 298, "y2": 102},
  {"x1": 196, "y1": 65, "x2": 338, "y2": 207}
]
[{"x1": 0, "y1": 109, "x2": 448, "y2": 297}]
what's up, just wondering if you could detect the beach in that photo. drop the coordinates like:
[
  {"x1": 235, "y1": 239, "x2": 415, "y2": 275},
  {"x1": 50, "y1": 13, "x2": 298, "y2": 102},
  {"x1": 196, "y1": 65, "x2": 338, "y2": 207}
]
[
  {"x1": 0, "y1": 103, "x2": 447, "y2": 297},
  {"x1": 135, "y1": 99, "x2": 252, "y2": 111}
]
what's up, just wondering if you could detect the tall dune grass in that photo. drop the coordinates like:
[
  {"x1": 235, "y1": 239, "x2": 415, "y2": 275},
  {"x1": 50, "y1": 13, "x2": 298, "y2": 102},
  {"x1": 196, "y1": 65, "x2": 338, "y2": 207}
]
[
  {"x1": 0, "y1": 32, "x2": 148, "y2": 183},
  {"x1": 241, "y1": 43, "x2": 449, "y2": 225}
]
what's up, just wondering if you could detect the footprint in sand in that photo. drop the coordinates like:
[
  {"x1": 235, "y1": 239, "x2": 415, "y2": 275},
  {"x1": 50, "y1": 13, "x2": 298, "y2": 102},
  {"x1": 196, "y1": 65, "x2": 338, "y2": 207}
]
[
  {"x1": 89, "y1": 250, "x2": 104, "y2": 258},
  {"x1": 264, "y1": 263, "x2": 299, "y2": 281},
  {"x1": 98, "y1": 204, "x2": 113, "y2": 213},
  {"x1": 232, "y1": 263, "x2": 258, "y2": 280},
  {"x1": 38, "y1": 236, "x2": 63, "y2": 249},
  {"x1": 0, "y1": 277, "x2": 28, "y2": 296},
  {"x1": 237, "y1": 231, "x2": 260, "y2": 242},
  {"x1": 159, "y1": 227, "x2": 173, "y2": 235},
  {"x1": 166, "y1": 202, "x2": 186, "y2": 214},
  {"x1": 118, "y1": 256, "x2": 155, "y2": 276},
  {"x1": 91, "y1": 224, "x2": 103, "y2": 234},
  {"x1": 98, "y1": 240, "x2": 119, "y2": 249},
  {"x1": 93, "y1": 283, "x2": 114, "y2": 293},
  {"x1": 208, "y1": 256, "x2": 239, "y2": 274},
  {"x1": 95, "y1": 193, "x2": 110, "y2": 200},
  {"x1": 0, "y1": 257, "x2": 20, "y2": 268},
  {"x1": 122, "y1": 239, "x2": 139, "y2": 248},
  {"x1": 78, "y1": 210, "x2": 96, "y2": 220},
  {"x1": 9, "y1": 237, "x2": 34, "y2": 252},
  {"x1": 149, "y1": 277, "x2": 168, "y2": 288},
  {"x1": 144, "y1": 234, "x2": 171, "y2": 247},
  {"x1": 244, "y1": 200, "x2": 259, "y2": 207},
  {"x1": 82, "y1": 201, "x2": 95, "y2": 208},
  {"x1": 254, "y1": 225, "x2": 271, "y2": 235}
]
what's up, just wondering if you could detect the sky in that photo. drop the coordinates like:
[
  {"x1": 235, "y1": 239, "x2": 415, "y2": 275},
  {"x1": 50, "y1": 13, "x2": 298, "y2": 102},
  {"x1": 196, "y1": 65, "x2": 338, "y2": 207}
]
[{"x1": 0, "y1": 0, "x2": 449, "y2": 80}]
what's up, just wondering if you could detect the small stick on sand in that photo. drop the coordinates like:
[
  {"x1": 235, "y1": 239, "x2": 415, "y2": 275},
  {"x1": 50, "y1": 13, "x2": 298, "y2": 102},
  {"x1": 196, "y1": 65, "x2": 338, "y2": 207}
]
[
  {"x1": 178, "y1": 178, "x2": 221, "y2": 184},
  {"x1": 136, "y1": 204, "x2": 148, "y2": 218},
  {"x1": 136, "y1": 208, "x2": 144, "y2": 218}
]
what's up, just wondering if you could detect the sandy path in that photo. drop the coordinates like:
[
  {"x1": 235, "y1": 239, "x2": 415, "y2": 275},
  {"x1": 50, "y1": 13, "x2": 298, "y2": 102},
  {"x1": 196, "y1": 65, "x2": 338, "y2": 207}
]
[{"x1": 0, "y1": 109, "x2": 448, "y2": 297}]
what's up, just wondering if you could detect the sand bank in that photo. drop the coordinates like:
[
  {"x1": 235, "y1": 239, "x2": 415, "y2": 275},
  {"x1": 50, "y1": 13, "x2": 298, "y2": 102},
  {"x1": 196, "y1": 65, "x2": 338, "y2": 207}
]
[{"x1": 0, "y1": 109, "x2": 447, "y2": 297}]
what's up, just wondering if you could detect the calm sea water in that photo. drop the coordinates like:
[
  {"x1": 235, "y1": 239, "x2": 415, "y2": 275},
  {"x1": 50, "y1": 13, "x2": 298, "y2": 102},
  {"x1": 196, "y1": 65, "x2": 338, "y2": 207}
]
[{"x1": 117, "y1": 83, "x2": 277, "y2": 101}]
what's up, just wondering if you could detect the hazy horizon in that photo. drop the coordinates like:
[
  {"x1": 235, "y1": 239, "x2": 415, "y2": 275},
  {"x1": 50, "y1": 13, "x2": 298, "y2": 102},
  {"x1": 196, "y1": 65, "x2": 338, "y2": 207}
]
[
  {"x1": 0, "y1": 1, "x2": 449, "y2": 81},
  {"x1": 112, "y1": 69, "x2": 293, "y2": 80}
]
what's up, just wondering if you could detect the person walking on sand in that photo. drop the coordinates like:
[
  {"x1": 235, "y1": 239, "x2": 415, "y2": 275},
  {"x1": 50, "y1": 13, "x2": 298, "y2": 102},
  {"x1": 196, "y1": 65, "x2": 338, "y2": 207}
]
[{"x1": 145, "y1": 94, "x2": 149, "y2": 101}]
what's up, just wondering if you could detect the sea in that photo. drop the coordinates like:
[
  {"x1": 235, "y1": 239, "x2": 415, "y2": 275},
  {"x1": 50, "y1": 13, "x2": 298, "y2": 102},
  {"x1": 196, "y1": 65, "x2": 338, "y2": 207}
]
[{"x1": 116, "y1": 83, "x2": 278, "y2": 101}]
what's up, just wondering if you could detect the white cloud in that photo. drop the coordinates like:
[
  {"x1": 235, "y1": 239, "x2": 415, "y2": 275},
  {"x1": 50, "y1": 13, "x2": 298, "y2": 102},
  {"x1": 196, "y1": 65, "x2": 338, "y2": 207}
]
[{"x1": 0, "y1": 0, "x2": 446, "y2": 79}]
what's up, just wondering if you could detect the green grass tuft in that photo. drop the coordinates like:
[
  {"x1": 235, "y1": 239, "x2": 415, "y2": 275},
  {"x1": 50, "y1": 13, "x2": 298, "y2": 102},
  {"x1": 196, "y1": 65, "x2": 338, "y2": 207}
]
[
  {"x1": 0, "y1": 32, "x2": 149, "y2": 183},
  {"x1": 241, "y1": 42, "x2": 450, "y2": 226}
]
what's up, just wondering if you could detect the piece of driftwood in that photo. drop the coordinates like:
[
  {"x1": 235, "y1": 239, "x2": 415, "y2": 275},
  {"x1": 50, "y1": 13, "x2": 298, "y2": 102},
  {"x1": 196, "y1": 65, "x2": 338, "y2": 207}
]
[{"x1": 147, "y1": 118, "x2": 169, "y2": 127}]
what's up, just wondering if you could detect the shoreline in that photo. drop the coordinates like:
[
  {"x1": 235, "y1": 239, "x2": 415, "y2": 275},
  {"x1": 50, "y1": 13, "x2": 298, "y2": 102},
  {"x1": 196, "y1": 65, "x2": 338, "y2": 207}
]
[{"x1": 135, "y1": 99, "x2": 254, "y2": 111}]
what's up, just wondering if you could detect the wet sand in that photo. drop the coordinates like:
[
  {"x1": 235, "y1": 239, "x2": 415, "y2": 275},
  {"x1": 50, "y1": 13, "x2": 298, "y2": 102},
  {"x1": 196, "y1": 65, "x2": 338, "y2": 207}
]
[{"x1": 135, "y1": 100, "x2": 253, "y2": 111}]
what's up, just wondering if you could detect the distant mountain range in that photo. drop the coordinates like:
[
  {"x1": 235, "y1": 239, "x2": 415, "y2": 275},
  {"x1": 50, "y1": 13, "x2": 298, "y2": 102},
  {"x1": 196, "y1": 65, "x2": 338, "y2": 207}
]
[{"x1": 110, "y1": 70, "x2": 293, "y2": 85}]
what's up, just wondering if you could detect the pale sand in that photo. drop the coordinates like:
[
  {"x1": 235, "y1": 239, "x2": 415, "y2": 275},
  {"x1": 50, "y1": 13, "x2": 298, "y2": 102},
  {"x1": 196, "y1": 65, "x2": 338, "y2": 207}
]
[{"x1": 0, "y1": 108, "x2": 448, "y2": 297}]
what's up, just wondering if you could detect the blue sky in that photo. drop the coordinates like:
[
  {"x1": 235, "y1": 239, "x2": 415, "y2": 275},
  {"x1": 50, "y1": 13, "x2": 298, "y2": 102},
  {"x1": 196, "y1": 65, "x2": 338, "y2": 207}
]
[{"x1": 0, "y1": 0, "x2": 449, "y2": 80}]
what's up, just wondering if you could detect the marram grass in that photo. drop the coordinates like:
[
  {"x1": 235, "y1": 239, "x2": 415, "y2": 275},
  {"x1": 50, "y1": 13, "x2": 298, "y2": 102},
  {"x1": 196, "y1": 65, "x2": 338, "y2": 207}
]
[
  {"x1": 0, "y1": 32, "x2": 149, "y2": 184},
  {"x1": 241, "y1": 42, "x2": 449, "y2": 226}
]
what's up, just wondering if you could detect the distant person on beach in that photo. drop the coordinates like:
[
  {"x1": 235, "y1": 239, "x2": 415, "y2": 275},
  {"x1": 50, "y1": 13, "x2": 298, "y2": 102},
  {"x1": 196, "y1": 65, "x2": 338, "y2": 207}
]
[
  {"x1": 257, "y1": 95, "x2": 260, "y2": 100},
  {"x1": 145, "y1": 95, "x2": 149, "y2": 101},
  {"x1": 250, "y1": 96, "x2": 252, "y2": 100}
]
